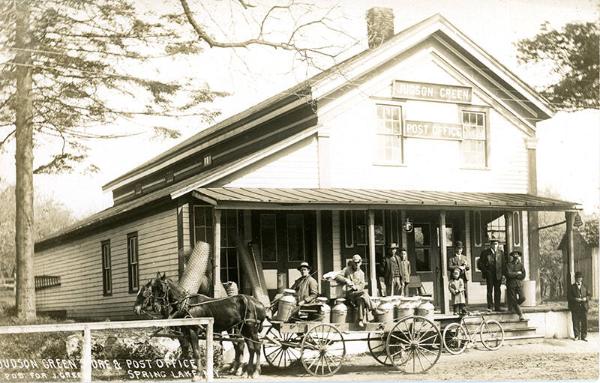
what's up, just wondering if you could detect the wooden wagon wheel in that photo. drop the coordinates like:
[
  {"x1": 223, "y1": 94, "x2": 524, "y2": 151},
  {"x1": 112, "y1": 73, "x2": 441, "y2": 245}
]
[
  {"x1": 263, "y1": 326, "x2": 302, "y2": 368},
  {"x1": 385, "y1": 316, "x2": 442, "y2": 374},
  {"x1": 300, "y1": 323, "x2": 346, "y2": 376},
  {"x1": 367, "y1": 332, "x2": 393, "y2": 365}
]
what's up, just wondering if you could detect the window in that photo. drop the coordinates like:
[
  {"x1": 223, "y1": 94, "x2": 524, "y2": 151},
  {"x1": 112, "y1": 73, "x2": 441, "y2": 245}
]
[
  {"x1": 127, "y1": 233, "x2": 139, "y2": 293},
  {"x1": 375, "y1": 104, "x2": 403, "y2": 164},
  {"x1": 513, "y1": 211, "x2": 521, "y2": 246},
  {"x1": 473, "y1": 211, "x2": 482, "y2": 247},
  {"x1": 203, "y1": 155, "x2": 212, "y2": 166},
  {"x1": 220, "y1": 210, "x2": 239, "y2": 285},
  {"x1": 343, "y1": 211, "x2": 354, "y2": 248},
  {"x1": 286, "y1": 214, "x2": 306, "y2": 261},
  {"x1": 193, "y1": 206, "x2": 213, "y2": 244},
  {"x1": 461, "y1": 111, "x2": 487, "y2": 167},
  {"x1": 486, "y1": 215, "x2": 506, "y2": 244},
  {"x1": 414, "y1": 224, "x2": 431, "y2": 272},
  {"x1": 101, "y1": 240, "x2": 112, "y2": 296},
  {"x1": 260, "y1": 214, "x2": 278, "y2": 261}
]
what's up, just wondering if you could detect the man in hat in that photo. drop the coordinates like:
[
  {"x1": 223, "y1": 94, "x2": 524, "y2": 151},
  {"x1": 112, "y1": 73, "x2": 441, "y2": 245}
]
[
  {"x1": 383, "y1": 243, "x2": 403, "y2": 296},
  {"x1": 568, "y1": 271, "x2": 591, "y2": 341},
  {"x1": 291, "y1": 261, "x2": 319, "y2": 306},
  {"x1": 505, "y1": 250, "x2": 526, "y2": 321},
  {"x1": 477, "y1": 239, "x2": 505, "y2": 311},
  {"x1": 448, "y1": 241, "x2": 470, "y2": 302},
  {"x1": 336, "y1": 254, "x2": 374, "y2": 327}
]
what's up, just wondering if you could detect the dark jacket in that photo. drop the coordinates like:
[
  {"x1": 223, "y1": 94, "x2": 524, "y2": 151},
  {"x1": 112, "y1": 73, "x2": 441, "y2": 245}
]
[
  {"x1": 477, "y1": 248, "x2": 505, "y2": 282},
  {"x1": 568, "y1": 282, "x2": 590, "y2": 312},
  {"x1": 448, "y1": 254, "x2": 470, "y2": 281},
  {"x1": 291, "y1": 275, "x2": 319, "y2": 304},
  {"x1": 383, "y1": 254, "x2": 402, "y2": 281},
  {"x1": 504, "y1": 259, "x2": 525, "y2": 288}
]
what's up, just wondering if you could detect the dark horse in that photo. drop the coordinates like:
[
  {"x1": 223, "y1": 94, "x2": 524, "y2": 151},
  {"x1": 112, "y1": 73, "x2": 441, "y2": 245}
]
[{"x1": 133, "y1": 273, "x2": 267, "y2": 378}]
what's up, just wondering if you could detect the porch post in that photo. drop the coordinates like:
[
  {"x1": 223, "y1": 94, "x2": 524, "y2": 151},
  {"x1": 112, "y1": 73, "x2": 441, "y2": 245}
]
[
  {"x1": 505, "y1": 212, "x2": 514, "y2": 255},
  {"x1": 316, "y1": 211, "x2": 323, "y2": 291},
  {"x1": 439, "y1": 211, "x2": 449, "y2": 314},
  {"x1": 368, "y1": 210, "x2": 378, "y2": 297},
  {"x1": 213, "y1": 209, "x2": 222, "y2": 297},
  {"x1": 565, "y1": 211, "x2": 576, "y2": 286},
  {"x1": 464, "y1": 211, "x2": 472, "y2": 283}
]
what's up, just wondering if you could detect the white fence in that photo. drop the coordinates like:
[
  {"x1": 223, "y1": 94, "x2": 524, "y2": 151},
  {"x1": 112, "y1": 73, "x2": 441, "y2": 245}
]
[{"x1": 0, "y1": 317, "x2": 214, "y2": 383}]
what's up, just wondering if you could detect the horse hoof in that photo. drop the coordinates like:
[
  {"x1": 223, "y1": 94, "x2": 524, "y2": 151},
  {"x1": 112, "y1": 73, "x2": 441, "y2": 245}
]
[{"x1": 251, "y1": 371, "x2": 260, "y2": 379}]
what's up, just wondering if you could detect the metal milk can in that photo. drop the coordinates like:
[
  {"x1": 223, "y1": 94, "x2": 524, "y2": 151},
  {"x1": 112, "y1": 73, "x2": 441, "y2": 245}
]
[
  {"x1": 395, "y1": 296, "x2": 418, "y2": 319},
  {"x1": 275, "y1": 288, "x2": 297, "y2": 322},
  {"x1": 318, "y1": 297, "x2": 331, "y2": 323},
  {"x1": 375, "y1": 297, "x2": 394, "y2": 323},
  {"x1": 415, "y1": 296, "x2": 435, "y2": 320},
  {"x1": 331, "y1": 298, "x2": 348, "y2": 323}
]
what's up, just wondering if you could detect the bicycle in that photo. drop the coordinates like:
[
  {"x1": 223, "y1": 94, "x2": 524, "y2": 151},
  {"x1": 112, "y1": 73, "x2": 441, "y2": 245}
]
[{"x1": 442, "y1": 311, "x2": 504, "y2": 354}]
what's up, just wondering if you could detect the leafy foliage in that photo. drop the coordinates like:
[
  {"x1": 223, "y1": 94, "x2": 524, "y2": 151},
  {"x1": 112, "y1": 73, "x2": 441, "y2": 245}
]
[
  {"x1": 0, "y1": 185, "x2": 76, "y2": 275},
  {"x1": 516, "y1": 22, "x2": 599, "y2": 110},
  {"x1": 0, "y1": 0, "x2": 225, "y2": 173},
  {"x1": 580, "y1": 216, "x2": 599, "y2": 246},
  {"x1": 538, "y1": 211, "x2": 566, "y2": 298}
]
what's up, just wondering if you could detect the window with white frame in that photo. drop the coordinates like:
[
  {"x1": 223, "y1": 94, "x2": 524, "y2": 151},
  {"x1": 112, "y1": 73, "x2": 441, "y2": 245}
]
[
  {"x1": 375, "y1": 104, "x2": 403, "y2": 164},
  {"x1": 127, "y1": 233, "x2": 139, "y2": 293},
  {"x1": 101, "y1": 240, "x2": 112, "y2": 296},
  {"x1": 461, "y1": 111, "x2": 487, "y2": 167}
]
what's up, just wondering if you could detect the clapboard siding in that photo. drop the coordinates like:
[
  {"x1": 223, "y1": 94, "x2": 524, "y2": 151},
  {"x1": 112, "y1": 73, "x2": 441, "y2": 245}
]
[
  {"x1": 220, "y1": 137, "x2": 319, "y2": 188},
  {"x1": 318, "y1": 40, "x2": 531, "y2": 193},
  {"x1": 35, "y1": 208, "x2": 179, "y2": 320}
]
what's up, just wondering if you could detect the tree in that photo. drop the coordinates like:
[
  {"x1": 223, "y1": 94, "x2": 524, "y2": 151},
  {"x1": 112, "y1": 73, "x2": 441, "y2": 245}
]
[
  {"x1": 516, "y1": 22, "x2": 599, "y2": 110},
  {"x1": 0, "y1": 184, "x2": 76, "y2": 278},
  {"x1": 1, "y1": 0, "x2": 352, "y2": 319}
]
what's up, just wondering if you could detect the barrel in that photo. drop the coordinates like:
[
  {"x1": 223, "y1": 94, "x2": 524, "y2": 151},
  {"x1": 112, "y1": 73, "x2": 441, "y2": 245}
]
[
  {"x1": 331, "y1": 298, "x2": 348, "y2": 323},
  {"x1": 275, "y1": 289, "x2": 297, "y2": 322}
]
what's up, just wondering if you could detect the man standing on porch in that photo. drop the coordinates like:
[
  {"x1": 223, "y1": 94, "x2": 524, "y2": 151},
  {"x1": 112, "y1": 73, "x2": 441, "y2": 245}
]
[
  {"x1": 477, "y1": 239, "x2": 505, "y2": 311},
  {"x1": 448, "y1": 241, "x2": 470, "y2": 302},
  {"x1": 383, "y1": 243, "x2": 403, "y2": 296}
]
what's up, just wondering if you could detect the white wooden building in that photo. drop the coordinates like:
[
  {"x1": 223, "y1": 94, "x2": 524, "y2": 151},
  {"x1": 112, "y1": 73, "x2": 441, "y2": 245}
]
[{"x1": 34, "y1": 11, "x2": 579, "y2": 320}]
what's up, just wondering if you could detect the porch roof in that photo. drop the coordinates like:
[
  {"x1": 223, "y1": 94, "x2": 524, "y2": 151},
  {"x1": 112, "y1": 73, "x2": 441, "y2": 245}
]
[{"x1": 192, "y1": 188, "x2": 579, "y2": 211}]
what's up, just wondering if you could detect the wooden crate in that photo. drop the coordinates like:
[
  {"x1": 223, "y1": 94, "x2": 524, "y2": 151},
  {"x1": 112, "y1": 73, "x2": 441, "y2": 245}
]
[{"x1": 322, "y1": 280, "x2": 345, "y2": 299}]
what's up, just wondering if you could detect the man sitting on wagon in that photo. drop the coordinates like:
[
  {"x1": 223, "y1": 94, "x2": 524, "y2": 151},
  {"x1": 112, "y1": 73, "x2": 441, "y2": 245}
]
[
  {"x1": 335, "y1": 254, "x2": 376, "y2": 328},
  {"x1": 291, "y1": 261, "x2": 319, "y2": 306}
]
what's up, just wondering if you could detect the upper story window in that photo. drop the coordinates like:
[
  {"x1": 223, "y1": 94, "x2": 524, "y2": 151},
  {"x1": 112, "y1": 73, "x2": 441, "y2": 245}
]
[
  {"x1": 375, "y1": 104, "x2": 403, "y2": 164},
  {"x1": 461, "y1": 110, "x2": 487, "y2": 168}
]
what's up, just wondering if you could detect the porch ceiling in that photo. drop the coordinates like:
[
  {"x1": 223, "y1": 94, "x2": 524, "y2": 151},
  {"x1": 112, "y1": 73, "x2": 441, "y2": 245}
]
[{"x1": 192, "y1": 188, "x2": 580, "y2": 211}]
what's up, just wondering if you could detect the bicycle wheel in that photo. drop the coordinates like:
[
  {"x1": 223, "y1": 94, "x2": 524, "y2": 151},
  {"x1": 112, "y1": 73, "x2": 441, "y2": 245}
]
[
  {"x1": 442, "y1": 323, "x2": 468, "y2": 355},
  {"x1": 480, "y1": 319, "x2": 504, "y2": 350}
]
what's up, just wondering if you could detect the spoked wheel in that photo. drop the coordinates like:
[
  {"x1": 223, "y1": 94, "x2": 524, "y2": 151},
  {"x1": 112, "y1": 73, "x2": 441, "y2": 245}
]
[
  {"x1": 480, "y1": 319, "x2": 504, "y2": 350},
  {"x1": 300, "y1": 323, "x2": 346, "y2": 376},
  {"x1": 442, "y1": 323, "x2": 469, "y2": 355},
  {"x1": 367, "y1": 332, "x2": 393, "y2": 365},
  {"x1": 386, "y1": 316, "x2": 442, "y2": 374},
  {"x1": 263, "y1": 326, "x2": 302, "y2": 368}
]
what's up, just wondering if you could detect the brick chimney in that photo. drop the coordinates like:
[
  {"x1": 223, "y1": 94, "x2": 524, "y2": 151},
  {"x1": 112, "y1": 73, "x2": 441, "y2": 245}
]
[{"x1": 366, "y1": 7, "x2": 395, "y2": 49}]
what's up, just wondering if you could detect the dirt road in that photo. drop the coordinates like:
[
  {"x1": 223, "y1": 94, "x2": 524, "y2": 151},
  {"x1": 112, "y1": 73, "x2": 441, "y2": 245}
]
[{"x1": 219, "y1": 333, "x2": 599, "y2": 382}]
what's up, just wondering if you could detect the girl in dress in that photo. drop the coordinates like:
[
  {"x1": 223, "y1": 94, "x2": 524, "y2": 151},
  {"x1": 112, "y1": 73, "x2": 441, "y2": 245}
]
[{"x1": 449, "y1": 268, "x2": 466, "y2": 315}]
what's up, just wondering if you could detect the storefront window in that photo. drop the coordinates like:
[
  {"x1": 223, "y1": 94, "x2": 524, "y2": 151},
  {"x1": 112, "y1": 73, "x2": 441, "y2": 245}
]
[
  {"x1": 193, "y1": 206, "x2": 213, "y2": 245},
  {"x1": 375, "y1": 104, "x2": 403, "y2": 164},
  {"x1": 287, "y1": 214, "x2": 305, "y2": 261},
  {"x1": 486, "y1": 214, "x2": 506, "y2": 244},
  {"x1": 260, "y1": 214, "x2": 278, "y2": 262},
  {"x1": 343, "y1": 211, "x2": 354, "y2": 248},
  {"x1": 220, "y1": 210, "x2": 239, "y2": 284},
  {"x1": 461, "y1": 111, "x2": 487, "y2": 167},
  {"x1": 513, "y1": 211, "x2": 521, "y2": 246},
  {"x1": 415, "y1": 225, "x2": 431, "y2": 272}
]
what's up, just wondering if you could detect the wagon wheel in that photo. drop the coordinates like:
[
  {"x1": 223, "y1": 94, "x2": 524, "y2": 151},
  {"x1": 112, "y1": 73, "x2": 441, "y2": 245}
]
[
  {"x1": 386, "y1": 316, "x2": 442, "y2": 374},
  {"x1": 480, "y1": 319, "x2": 504, "y2": 351},
  {"x1": 367, "y1": 332, "x2": 392, "y2": 365},
  {"x1": 442, "y1": 323, "x2": 468, "y2": 355},
  {"x1": 300, "y1": 323, "x2": 346, "y2": 376},
  {"x1": 263, "y1": 326, "x2": 302, "y2": 368}
]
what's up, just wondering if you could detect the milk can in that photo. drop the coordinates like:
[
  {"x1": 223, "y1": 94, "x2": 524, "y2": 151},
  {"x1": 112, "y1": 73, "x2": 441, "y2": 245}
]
[
  {"x1": 331, "y1": 298, "x2": 348, "y2": 323},
  {"x1": 275, "y1": 289, "x2": 297, "y2": 321},
  {"x1": 375, "y1": 297, "x2": 394, "y2": 323},
  {"x1": 415, "y1": 296, "x2": 435, "y2": 321},
  {"x1": 395, "y1": 296, "x2": 418, "y2": 320},
  {"x1": 318, "y1": 297, "x2": 331, "y2": 323}
]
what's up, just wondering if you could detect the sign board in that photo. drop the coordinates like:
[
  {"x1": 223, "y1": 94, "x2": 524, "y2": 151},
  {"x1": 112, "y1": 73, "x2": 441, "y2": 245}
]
[
  {"x1": 404, "y1": 120, "x2": 463, "y2": 140},
  {"x1": 393, "y1": 80, "x2": 472, "y2": 103}
]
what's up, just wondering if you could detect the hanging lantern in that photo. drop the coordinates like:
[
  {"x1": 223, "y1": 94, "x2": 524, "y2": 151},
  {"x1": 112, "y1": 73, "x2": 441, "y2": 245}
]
[
  {"x1": 403, "y1": 218, "x2": 413, "y2": 232},
  {"x1": 574, "y1": 212, "x2": 584, "y2": 227}
]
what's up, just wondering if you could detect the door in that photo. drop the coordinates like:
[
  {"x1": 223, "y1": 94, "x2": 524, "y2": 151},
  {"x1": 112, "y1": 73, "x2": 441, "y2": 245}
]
[
  {"x1": 252, "y1": 211, "x2": 316, "y2": 299},
  {"x1": 407, "y1": 223, "x2": 440, "y2": 306}
]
